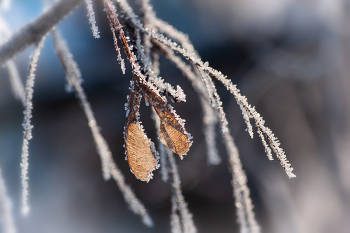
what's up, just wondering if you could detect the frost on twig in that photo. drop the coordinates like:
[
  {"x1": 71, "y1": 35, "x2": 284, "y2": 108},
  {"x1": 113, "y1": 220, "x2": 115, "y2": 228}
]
[
  {"x1": 209, "y1": 71, "x2": 295, "y2": 177},
  {"x1": 145, "y1": 87, "x2": 192, "y2": 158},
  {"x1": 0, "y1": 0, "x2": 82, "y2": 66},
  {"x1": 151, "y1": 17, "x2": 194, "y2": 53},
  {"x1": 148, "y1": 47, "x2": 170, "y2": 182},
  {"x1": 111, "y1": 4, "x2": 259, "y2": 231},
  {"x1": 118, "y1": 0, "x2": 188, "y2": 105},
  {"x1": 201, "y1": 99, "x2": 221, "y2": 165},
  {"x1": 0, "y1": 0, "x2": 298, "y2": 231},
  {"x1": 84, "y1": 0, "x2": 100, "y2": 38},
  {"x1": 0, "y1": 16, "x2": 25, "y2": 105},
  {"x1": 124, "y1": 76, "x2": 159, "y2": 182},
  {"x1": 50, "y1": 29, "x2": 153, "y2": 226},
  {"x1": 154, "y1": 32, "x2": 257, "y2": 228},
  {"x1": 143, "y1": 27, "x2": 295, "y2": 178},
  {"x1": 0, "y1": 169, "x2": 16, "y2": 233},
  {"x1": 103, "y1": 0, "x2": 125, "y2": 74},
  {"x1": 197, "y1": 65, "x2": 259, "y2": 231},
  {"x1": 21, "y1": 36, "x2": 46, "y2": 215},
  {"x1": 50, "y1": 28, "x2": 112, "y2": 180},
  {"x1": 195, "y1": 67, "x2": 260, "y2": 231},
  {"x1": 154, "y1": 41, "x2": 220, "y2": 165},
  {"x1": 104, "y1": 0, "x2": 192, "y2": 161},
  {"x1": 168, "y1": 149, "x2": 196, "y2": 233},
  {"x1": 223, "y1": 131, "x2": 260, "y2": 233},
  {"x1": 139, "y1": 0, "x2": 153, "y2": 60}
]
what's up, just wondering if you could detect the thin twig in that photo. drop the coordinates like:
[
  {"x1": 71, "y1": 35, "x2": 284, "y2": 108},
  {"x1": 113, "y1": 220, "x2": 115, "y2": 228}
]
[
  {"x1": 0, "y1": 0, "x2": 82, "y2": 65},
  {"x1": 168, "y1": 149, "x2": 197, "y2": 233},
  {"x1": 21, "y1": 35, "x2": 46, "y2": 215},
  {"x1": 51, "y1": 28, "x2": 153, "y2": 226}
]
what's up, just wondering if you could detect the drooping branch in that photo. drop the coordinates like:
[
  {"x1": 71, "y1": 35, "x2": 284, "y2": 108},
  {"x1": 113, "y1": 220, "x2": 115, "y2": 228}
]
[
  {"x1": 0, "y1": 0, "x2": 82, "y2": 65},
  {"x1": 21, "y1": 35, "x2": 46, "y2": 215},
  {"x1": 51, "y1": 29, "x2": 154, "y2": 226}
]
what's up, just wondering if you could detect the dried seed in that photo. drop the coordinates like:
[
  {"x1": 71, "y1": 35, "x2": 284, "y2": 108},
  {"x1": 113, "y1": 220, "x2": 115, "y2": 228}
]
[
  {"x1": 156, "y1": 107, "x2": 191, "y2": 157},
  {"x1": 125, "y1": 122, "x2": 158, "y2": 182}
]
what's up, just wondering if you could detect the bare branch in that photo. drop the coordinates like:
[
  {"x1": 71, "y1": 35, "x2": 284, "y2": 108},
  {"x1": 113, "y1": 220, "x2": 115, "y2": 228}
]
[
  {"x1": 21, "y1": 35, "x2": 46, "y2": 215},
  {"x1": 168, "y1": 149, "x2": 197, "y2": 233},
  {"x1": 0, "y1": 0, "x2": 82, "y2": 65}
]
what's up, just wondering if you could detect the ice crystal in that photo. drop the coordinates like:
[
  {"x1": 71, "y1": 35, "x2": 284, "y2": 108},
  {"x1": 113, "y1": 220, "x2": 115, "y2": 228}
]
[
  {"x1": 84, "y1": 0, "x2": 100, "y2": 38},
  {"x1": 103, "y1": 0, "x2": 126, "y2": 74},
  {"x1": 21, "y1": 36, "x2": 46, "y2": 215}
]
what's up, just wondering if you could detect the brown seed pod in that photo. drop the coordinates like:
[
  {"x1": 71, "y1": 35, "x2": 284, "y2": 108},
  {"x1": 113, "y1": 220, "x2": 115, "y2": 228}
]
[
  {"x1": 154, "y1": 106, "x2": 191, "y2": 157},
  {"x1": 124, "y1": 76, "x2": 159, "y2": 182},
  {"x1": 125, "y1": 122, "x2": 158, "y2": 181},
  {"x1": 140, "y1": 79, "x2": 192, "y2": 158}
]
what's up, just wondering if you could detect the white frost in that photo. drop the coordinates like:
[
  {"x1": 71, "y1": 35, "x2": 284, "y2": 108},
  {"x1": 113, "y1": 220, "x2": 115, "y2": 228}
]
[
  {"x1": 0, "y1": 16, "x2": 25, "y2": 105},
  {"x1": 143, "y1": 26, "x2": 295, "y2": 178},
  {"x1": 21, "y1": 36, "x2": 46, "y2": 215},
  {"x1": 84, "y1": 0, "x2": 100, "y2": 38},
  {"x1": 51, "y1": 29, "x2": 153, "y2": 226},
  {"x1": 168, "y1": 149, "x2": 197, "y2": 233}
]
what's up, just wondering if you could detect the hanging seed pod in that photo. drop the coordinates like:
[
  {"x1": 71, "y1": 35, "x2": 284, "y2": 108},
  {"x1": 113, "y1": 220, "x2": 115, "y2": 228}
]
[
  {"x1": 153, "y1": 105, "x2": 191, "y2": 158},
  {"x1": 125, "y1": 122, "x2": 158, "y2": 181},
  {"x1": 124, "y1": 76, "x2": 159, "y2": 182},
  {"x1": 140, "y1": 79, "x2": 192, "y2": 159}
]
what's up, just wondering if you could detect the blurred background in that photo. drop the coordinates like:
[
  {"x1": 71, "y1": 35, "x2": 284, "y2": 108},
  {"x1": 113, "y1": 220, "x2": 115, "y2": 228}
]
[{"x1": 0, "y1": 0, "x2": 350, "y2": 232}]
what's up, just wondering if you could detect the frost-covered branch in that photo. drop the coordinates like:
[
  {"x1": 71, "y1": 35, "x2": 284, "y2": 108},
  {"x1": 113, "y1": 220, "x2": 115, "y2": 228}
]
[
  {"x1": 51, "y1": 28, "x2": 153, "y2": 226},
  {"x1": 168, "y1": 149, "x2": 196, "y2": 233},
  {"x1": 223, "y1": 131, "x2": 260, "y2": 233},
  {"x1": 0, "y1": 0, "x2": 82, "y2": 65},
  {"x1": 84, "y1": 0, "x2": 100, "y2": 38},
  {"x1": 143, "y1": 28, "x2": 295, "y2": 178},
  {"x1": 21, "y1": 35, "x2": 46, "y2": 215},
  {"x1": 0, "y1": 0, "x2": 297, "y2": 231},
  {"x1": 0, "y1": 15, "x2": 25, "y2": 105},
  {"x1": 154, "y1": 42, "x2": 220, "y2": 164},
  {"x1": 50, "y1": 28, "x2": 112, "y2": 179}
]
